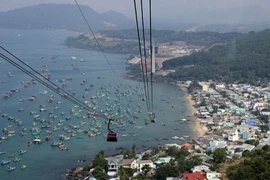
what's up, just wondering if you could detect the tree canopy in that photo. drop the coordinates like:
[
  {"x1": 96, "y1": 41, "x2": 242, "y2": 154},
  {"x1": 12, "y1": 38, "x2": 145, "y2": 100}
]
[
  {"x1": 213, "y1": 148, "x2": 227, "y2": 163},
  {"x1": 163, "y1": 29, "x2": 270, "y2": 84},
  {"x1": 227, "y1": 146, "x2": 270, "y2": 180}
]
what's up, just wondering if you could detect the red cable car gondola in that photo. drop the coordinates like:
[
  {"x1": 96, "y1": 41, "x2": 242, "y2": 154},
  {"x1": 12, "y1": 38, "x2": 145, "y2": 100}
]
[{"x1": 106, "y1": 118, "x2": 118, "y2": 142}]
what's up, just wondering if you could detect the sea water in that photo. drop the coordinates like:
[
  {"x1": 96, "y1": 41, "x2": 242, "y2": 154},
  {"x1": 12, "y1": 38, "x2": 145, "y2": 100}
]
[{"x1": 0, "y1": 28, "x2": 195, "y2": 180}]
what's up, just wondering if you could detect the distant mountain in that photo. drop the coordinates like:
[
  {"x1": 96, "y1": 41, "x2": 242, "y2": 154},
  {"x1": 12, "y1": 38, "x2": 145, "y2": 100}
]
[{"x1": 0, "y1": 3, "x2": 134, "y2": 31}]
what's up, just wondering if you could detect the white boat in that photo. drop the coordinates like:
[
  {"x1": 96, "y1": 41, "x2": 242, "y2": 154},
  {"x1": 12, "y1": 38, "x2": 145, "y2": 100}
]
[
  {"x1": 172, "y1": 136, "x2": 180, "y2": 140},
  {"x1": 70, "y1": 56, "x2": 76, "y2": 60},
  {"x1": 7, "y1": 166, "x2": 16, "y2": 172},
  {"x1": 179, "y1": 137, "x2": 185, "y2": 140}
]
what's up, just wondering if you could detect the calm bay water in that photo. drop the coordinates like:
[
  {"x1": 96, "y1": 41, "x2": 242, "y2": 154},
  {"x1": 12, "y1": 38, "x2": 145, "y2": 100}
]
[{"x1": 0, "y1": 28, "x2": 195, "y2": 180}]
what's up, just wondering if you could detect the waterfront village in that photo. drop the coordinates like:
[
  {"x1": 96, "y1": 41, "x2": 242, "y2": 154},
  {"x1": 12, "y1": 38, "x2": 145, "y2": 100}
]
[{"x1": 68, "y1": 80, "x2": 270, "y2": 180}]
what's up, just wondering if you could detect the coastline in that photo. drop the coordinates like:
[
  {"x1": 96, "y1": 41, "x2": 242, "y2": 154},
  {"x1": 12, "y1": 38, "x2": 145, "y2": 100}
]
[
  {"x1": 125, "y1": 74, "x2": 208, "y2": 139},
  {"x1": 176, "y1": 83, "x2": 208, "y2": 138}
]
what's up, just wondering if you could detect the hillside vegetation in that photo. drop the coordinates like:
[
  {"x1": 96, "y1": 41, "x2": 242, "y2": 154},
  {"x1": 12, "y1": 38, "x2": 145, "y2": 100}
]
[
  {"x1": 66, "y1": 30, "x2": 238, "y2": 54},
  {"x1": 163, "y1": 29, "x2": 270, "y2": 84},
  {"x1": 99, "y1": 29, "x2": 238, "y2": 46}
]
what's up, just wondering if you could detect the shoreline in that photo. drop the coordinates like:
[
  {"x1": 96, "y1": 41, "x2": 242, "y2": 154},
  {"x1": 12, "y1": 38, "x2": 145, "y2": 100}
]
[
  {"x1": 175, "y1": 83, "x2": 208, "y2": 138},
  {"x1": 125, "y1": 74, "x2": 208, "y2": 139}
]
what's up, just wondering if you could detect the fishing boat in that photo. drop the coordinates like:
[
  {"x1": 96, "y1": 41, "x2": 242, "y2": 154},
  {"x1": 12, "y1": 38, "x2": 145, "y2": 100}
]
[
  {"x1": 179, "y1": 137, "x2": 185, "y2": 140},
  {"x1": 18, "y1": 108, "x2": 24, "y2": 112},
  {"x1": 172, "y1": 136, "x2": 180, "y2": 140},
  {"x1": 0, "y1": 151, "x2": 6, "y2": 155},
  {"x1": 2, "y1": 113, "x2": 8, "y2": 117},
  {"x1": 181, "y1": 118, "x2": 187, "y2": 122},
  {"x1": 59, "y1": 135, "x2": 70, "y2": 141},
  {"x1": 1, "y1": 160, "x2": 10, "y2": 165},
  {"x1": 61, "y1": 146, "x2": 69, "y2": 151},
  {"x1": 13, "y1": 157, "x2": 21, "y2": 162},
  {"x1": 33, "y1": 138, "x2": 42, "y2": 144},
  {"x1": 19, "y1": 150, "x2": 27, "y2": 155},
  {"x1": 7, "y1": 166, "x2": 16, "y2": 172},
  {"x1": 27, "y1": 141, "x2": 33, "y2": 146},
  {"x1": 21, "y1": 165, "x2": 27, "y2": 170},
  {"x1": 51, "y1": 142, "x2": 63, "y2": 147}
]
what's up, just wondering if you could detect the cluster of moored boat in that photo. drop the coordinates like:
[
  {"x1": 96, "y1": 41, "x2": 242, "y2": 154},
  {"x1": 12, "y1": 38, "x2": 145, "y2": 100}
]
[
  {"x1": 0, "y1": 149, "x2": 27, "y2": 172},
  {"x1": 0, "y1": 87, "x2": 20, "y2": 100},
  {"x1": 0, "y1": 55, "x2": 192, "y2": 175}
]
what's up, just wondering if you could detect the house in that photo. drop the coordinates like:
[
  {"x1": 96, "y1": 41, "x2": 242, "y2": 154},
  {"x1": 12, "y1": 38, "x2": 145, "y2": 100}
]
[
  {"x1": 106, "y1": 156, "x2": 123, "y2": 176},
  {"x1": 107, "y1": 160, "x2": 118, "y2": 176},
  {"x1": 246, "y1": 119, "x2": 260, "y2": 126},
  {"x1": 182, "y1": 172, "x2": 207, "y2": 180},
  {"x1": 206, "y1": 172, "x2": 221, "y2": 180},
  {"x1": 253, "y1": 102, "x2": 264, "y2": 110},
  {"x1": 208, "y1": 140, "x2": 227, "y2": 151},
  {"x1": 234, "y1": 108, "x2": 246, "y2": 115},
  {"x1": 228, "y1": 129, "x2": 239, "y2": 142},
  {"x1": 215, "y1": 82, "x2": 226, "y2": 89},
  {"x1": 120, "y1": 158, "x2": 138, "y2": 169},
  {"x1": 260, "y1": 108, "x2": 270, "y2": 116},
  {"x1": 192, "y1": 165, "x2": 210, "y2": 173},
  {"x1": 137, "y1": 160, "x2": 155, "y2": 172}
]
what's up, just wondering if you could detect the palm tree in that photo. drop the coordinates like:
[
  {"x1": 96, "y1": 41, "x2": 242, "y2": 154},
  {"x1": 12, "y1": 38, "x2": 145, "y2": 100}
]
[{"x1": 142, "y1": 164, "x2": 151, "y2": 176}]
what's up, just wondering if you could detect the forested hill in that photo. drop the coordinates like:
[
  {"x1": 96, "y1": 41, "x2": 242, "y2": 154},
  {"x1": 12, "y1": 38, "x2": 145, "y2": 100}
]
[
  {"x1": 100, "y1": 29, "x2": 238, "y2": 46},
  {"x1": 163, "y1": 29, "x2": 270, "y2": 84},
  {"x1": 0, "y1": 4, "x2": 133, "y2": 31}
]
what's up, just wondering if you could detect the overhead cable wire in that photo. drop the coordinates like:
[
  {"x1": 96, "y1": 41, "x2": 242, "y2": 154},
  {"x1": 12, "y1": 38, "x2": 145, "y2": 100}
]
[
  {"x1": 74, "y1": 0, "x2": 121, "y2": 83},
  {"x1": 0, "y1": 50, "x2": 114, "y2": 121},
  {"x1": 0, "y1": 53, "x2": 89, "y2": 111},
  {"x1": 149, "y1": 0, "x2": 154, "y2": 115},
  {"x1": 0, "y1": 53, "x2": 110, "y2": 121},
  {"x1": 139, "y1": 0, "x2": 151, "y2": 113},
  {"x1": 133, "y1": 0, "x2": 150, "y2": 115},
  {"x1": 0, "y1": 46, "x2": 92, "y2": 111}
]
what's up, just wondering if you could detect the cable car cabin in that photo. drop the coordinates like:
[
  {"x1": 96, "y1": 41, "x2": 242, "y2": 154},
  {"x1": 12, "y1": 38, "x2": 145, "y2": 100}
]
[{"x1": 107, "y1": 131, "x2": 118, "y2": 142}]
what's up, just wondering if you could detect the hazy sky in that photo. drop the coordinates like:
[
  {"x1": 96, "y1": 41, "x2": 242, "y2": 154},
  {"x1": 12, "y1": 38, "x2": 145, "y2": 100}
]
[{"x1": 1, "y1": 0, "x2": 270, "y2": 18}]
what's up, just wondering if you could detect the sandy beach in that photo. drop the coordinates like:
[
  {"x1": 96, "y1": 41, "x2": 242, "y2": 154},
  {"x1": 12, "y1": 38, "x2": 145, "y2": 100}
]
[{"x1": 176, "y1": 83, "x2": 208, "y2": 138}]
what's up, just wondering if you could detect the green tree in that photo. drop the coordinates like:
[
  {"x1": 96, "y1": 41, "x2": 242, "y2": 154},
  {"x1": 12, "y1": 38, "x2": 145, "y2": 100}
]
[
  {"x1": 123, "y1": 149, "x2": 134, "y2": 159},
  {"x1": 242, "y1": 150, "x2": 252, "y2": 157},
  {"x1": 259, "y1": 114, "x2": 269, "y2": 124},
  {"x1": 119, "y1": 166, "x2": 129, "y2": 180},
  {"x1": 92, "y1": 166, "x2": 109, "y2": 180},
  {"x1": 213, "y1": 148, "x2": 227, "y2": 163},
  {"x1": 155, "y1": 165, "x2": 179, "y2": 180},
  {"x1": 227, "y1": 158, "x2": 270, "y2": 180},
  {"x1": 245, "y1": 139, "x2": 259, "y2": 146},
  {"x1": 142, "y1": 164, "x2": 151, "y2": 175},
  {"x1": 177, "y1": 155, "x2": 203, "y2": 173},
  {"x1": 166, "y1": 146, "x2": 180, "y2": 157},
  {"x1": 262, "y1": 145, "x2": 270, "y2": 151},
  {"x1": 259, "y1": 125, "x2": 269, "y2": 133},
  {"x1": 92, "y1": 151, "x2": 107, "y2": 168},
  {"x1": 176, "y1": 147, "x2": 190, "y2": 159}
]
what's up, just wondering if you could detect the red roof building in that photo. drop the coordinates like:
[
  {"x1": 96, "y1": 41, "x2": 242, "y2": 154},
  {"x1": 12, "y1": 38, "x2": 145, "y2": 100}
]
[{"x1": 182, "y1": 172, "x2": 207, "y2": 180}]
